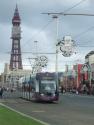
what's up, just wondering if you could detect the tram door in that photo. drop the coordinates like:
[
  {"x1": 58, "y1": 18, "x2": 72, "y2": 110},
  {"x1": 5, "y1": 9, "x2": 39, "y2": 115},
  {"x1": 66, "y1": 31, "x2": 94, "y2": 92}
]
[{"x1": 35, "y1": 80, "x2": 39, "y2": 92}]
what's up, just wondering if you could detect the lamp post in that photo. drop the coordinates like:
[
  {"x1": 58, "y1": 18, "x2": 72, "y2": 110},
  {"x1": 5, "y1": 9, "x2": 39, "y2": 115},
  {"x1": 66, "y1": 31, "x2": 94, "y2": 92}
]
[
  {"x1": 52, "y1": 15, "x2": 59, "y2": 87},
  {"x1": 88, "y1": 66, "x2": 92, "y2": 94},
  {"x1": 76, "y1": 64, "x2": 79, "y2": 89},
  {"x1": 34, "y1": 41, "x2": 38, "y2": 57},
  {"x1": 65, "y1": 64, "x2": 68, "y2": 91},
  {"x1": 89, "y1": 71, "x2": 92, "y2": 87}
]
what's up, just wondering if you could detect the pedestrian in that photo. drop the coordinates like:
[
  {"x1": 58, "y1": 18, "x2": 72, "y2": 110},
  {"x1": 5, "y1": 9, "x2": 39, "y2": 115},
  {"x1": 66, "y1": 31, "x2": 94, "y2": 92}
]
[
  {"x1": 0, "y1": 87, "x2": 3, "y2": 98},
  {"x1": 11, "y1": 88, "x2": 13, "y2": 93}
]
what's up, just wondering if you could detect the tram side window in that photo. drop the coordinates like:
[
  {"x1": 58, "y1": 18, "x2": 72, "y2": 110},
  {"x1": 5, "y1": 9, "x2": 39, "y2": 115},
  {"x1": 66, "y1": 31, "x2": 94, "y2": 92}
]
[{"x1": 31, "y1": 79, "x2": 35, "y2": 92}]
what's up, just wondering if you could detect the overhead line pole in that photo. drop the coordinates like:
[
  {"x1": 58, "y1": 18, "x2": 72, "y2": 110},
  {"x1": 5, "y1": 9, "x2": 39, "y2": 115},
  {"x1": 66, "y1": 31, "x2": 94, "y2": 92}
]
[
  {"x1": 53, "y1": 15, "x2": 59, "y2": 88},
  {"x1": 6, "y1": 52, "x2": 56, "y2": 54},
  {"x1": 42, "y1": 13, "x2": 94, "y2": 17}
]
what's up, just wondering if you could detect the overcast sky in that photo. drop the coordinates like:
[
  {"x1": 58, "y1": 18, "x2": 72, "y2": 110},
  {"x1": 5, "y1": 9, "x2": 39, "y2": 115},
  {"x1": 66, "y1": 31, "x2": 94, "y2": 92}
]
[{"x1": 0, "y1": 0, "x2": 94, "y2": 73}]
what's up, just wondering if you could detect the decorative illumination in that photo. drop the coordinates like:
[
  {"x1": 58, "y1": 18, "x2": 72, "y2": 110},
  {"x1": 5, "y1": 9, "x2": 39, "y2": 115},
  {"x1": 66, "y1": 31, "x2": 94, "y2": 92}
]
[
  {"x1": 59, "y1": 36, "x2": 75, "y2": 57},
  {"x1": 32, "y1": 56, "x2": 48, "y2": 74},
  {"x1": 36, "y1": 56, "x2": 48, "y2": 67}
]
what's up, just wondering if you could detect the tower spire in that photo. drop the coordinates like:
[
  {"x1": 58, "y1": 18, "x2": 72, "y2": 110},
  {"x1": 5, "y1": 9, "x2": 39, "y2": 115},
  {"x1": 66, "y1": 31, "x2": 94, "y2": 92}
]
[
  {"x1": 12, "y1": 4, "x2": 20, "y2": 24},
  {"x1": 10, "y1": 5, "x2": 22, "y2": 70}
]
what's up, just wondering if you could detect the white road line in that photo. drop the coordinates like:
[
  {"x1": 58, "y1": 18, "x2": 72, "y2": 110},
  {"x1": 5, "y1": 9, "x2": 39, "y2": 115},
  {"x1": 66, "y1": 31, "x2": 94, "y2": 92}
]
[
  {"x1": 63, "y1": 93, "x2": 94, "y2": 98},
  {"x1": 32, "y1": 110, "x2": 45, "y2": 113},
  {"x1": 0, "y1": 103, "x2": 50, "y2": 125}
]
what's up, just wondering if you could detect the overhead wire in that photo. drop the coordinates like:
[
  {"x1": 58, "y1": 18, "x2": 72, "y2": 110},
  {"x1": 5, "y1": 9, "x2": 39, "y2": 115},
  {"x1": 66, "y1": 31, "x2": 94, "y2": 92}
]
[
  {"x1": 74, "y1": 26, "x2": 94, "y2": 39},
  {"x1": 61, "y1": 0, "x2": 87, "y2": 14},
  {"x1": 72, "y1": 25, "x2": 94, "y2": 48},
  {"x1": 22, "y1": 0, "x2": 87, "y2": 49},
  {"x1": 76, "y1": 39, "x2": 94, "y2": 47},
  {"x1": 22, "y1": 19, "x2": 53, "y2": 48}
]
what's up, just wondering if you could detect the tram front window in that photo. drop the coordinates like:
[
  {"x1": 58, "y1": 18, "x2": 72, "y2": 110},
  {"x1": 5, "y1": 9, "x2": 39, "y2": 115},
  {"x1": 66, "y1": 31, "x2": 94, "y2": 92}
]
[{"x1": 40, "y1": 80, "x2": 56, "y2": 93}]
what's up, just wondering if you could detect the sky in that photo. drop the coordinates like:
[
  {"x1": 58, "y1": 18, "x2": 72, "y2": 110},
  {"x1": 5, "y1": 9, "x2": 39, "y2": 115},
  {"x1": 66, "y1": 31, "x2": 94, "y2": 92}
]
[{"x1": 0, "y1": 0, "x2": 94, "y2": 73}]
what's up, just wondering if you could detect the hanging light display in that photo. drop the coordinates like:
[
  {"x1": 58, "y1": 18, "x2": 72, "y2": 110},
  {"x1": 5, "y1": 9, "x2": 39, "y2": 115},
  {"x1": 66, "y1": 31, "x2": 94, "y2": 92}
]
[
  {"x1": 32, "y1": 56, "x2": 48, "y2": 74},
  {"x1": 35, "y1": 56, "x2": 48, "y2": 67},
  {"x1": 39, "y1": 56, "x2": 48, "y2": 67},
  {"x1": 59, "y1": 36, "x2": 75, "y2": 57}
]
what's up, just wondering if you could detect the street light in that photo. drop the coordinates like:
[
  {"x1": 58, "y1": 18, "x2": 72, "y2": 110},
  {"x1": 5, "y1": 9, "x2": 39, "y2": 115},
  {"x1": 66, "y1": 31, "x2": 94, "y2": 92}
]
[
  {"x1": 52, "y1": 15, "x2": 59, "y2": 87},
  {"x1": 34, "y1": 41, "x2": 38, "y2": 57}
]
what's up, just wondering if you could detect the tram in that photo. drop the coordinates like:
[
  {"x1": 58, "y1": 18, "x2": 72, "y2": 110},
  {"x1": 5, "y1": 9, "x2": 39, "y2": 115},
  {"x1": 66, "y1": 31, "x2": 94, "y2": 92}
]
[{"x1": 21, "y1": 72, "x2": 59, "y2": 102}]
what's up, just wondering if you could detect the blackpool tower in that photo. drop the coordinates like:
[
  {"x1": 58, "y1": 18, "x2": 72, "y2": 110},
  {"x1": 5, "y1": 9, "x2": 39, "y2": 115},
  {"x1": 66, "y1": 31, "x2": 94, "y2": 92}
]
[{"x1": 10, "y1": 5, "x2": 23, "y2": 70}]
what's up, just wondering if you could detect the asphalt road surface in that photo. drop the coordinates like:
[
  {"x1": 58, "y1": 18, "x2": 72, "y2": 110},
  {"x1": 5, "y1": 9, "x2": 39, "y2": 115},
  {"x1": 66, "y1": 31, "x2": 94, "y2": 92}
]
[{"x1": 1, "y1": 93, "x2": 94, "y2": 125}]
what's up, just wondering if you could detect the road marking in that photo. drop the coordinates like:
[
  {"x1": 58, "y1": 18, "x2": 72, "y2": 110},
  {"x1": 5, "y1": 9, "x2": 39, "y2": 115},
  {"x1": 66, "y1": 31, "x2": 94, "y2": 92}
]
[
  {"x1": 0, "y1": 103, "x2": 50, "y2": 125},
  {"x1": 32, "y1": 110, "x2": 45, "y2": 113},
  {"x1": 63, "y1": 93, "x2": 94, "y2": 98}
]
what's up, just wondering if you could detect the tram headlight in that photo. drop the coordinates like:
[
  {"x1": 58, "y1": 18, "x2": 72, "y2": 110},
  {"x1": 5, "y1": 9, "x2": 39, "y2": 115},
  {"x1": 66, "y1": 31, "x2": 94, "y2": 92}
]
[
  {"x1": 53, "y1": 93, "x2": 55, "y2": 96},
  {"x1": 40, "y1": 93, "x2": 44, "y2": 96}
]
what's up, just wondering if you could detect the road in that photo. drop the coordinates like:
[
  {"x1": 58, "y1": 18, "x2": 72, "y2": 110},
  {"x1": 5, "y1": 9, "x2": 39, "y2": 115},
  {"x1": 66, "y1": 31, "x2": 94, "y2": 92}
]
[{"x1": 0, "y1": 93, "x2": 94, "y2": 125}]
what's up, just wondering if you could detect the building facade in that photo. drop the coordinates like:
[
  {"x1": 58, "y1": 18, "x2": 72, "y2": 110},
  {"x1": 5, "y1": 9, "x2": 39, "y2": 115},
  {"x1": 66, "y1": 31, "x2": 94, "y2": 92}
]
[
  {"x1": 1, "y1": 63, "x2": 32, "y2": 88},
  {"x1": 85, "y1": 51, "x2": 94, "y2": 84}
]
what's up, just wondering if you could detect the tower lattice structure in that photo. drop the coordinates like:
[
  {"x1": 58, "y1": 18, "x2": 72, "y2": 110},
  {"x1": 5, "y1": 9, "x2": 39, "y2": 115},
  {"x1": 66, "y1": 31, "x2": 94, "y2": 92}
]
[{"x1": 10, "y1": 5, "x2": 23, "y2": 70}]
